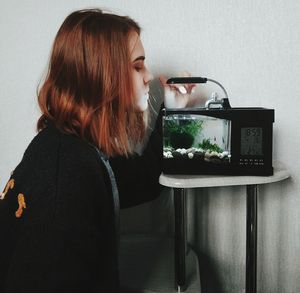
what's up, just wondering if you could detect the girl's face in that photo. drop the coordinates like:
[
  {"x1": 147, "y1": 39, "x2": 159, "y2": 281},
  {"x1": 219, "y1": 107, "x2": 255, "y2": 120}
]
[{"x1": 129, "y1": 32, "x2": 153, "y2": 112}]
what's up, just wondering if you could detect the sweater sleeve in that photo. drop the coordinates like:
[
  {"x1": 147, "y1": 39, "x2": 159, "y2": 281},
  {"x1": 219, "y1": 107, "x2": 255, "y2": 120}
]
[
  {"x1": 1, "y1": 134, "x2": 120, "y2": 293},
  {"x1": 109, "y1": 109, "x2": 163, "y2": 209}
]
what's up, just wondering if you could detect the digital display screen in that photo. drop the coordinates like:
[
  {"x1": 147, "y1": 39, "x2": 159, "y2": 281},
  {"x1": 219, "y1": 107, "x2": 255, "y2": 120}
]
[{"x1": 240, "y1": 127, "x2": 263, "y2": 156}]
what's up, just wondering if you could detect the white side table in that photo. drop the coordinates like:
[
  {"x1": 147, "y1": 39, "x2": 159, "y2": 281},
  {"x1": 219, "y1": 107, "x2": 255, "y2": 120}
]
[{"x1": 159, "y1": 162, "x2": 290, "y2": 293}]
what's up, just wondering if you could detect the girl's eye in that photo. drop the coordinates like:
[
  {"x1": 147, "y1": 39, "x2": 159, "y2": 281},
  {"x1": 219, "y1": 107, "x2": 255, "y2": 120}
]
[
  {"x1": 134, "y1": 66, "x2": 142, "y2": 72},
  {"x1": 134, "y1": 63, "x2": 144, "y2": 72}
]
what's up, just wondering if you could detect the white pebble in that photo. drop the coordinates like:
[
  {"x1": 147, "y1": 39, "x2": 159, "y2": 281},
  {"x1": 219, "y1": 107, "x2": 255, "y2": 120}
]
[
  {"x1": 164, "y1": 151, "x2": 173, "y2": 158},
  {"x1": 188, "y1": 153, "x2": 194, "y2": 159}
]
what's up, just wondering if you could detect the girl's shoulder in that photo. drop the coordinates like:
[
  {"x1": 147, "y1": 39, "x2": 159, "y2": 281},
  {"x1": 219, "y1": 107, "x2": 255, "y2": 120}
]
[
  {"x1": 9, "y1": 124, "x2": 106, "y2": 202},
  {"x1": 1, "y1": 124, "x2": 109, "y2": 226},
  {"x1": 20, "y1": 124, "x2": 100, "y2": 172}
]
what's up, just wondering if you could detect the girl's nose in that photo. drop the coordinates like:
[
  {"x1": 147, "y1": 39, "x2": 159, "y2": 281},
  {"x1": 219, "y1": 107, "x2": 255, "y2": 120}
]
[{"x1": 144, "y1": 67, "x2": 153, "y2": 84}]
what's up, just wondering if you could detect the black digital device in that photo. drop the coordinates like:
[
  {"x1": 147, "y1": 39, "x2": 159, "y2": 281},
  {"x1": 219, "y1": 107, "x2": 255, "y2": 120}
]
[
  {"x1": 162, "y1": 77, "x2": 274, "y2": 176},
  {"x1": 162, "y1": 107, "x2": 274, "y2": 176}
]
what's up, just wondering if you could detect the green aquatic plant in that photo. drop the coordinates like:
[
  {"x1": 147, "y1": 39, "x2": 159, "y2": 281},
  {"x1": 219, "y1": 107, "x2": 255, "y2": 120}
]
[
  {"x1": 164, "y1": 119, "x2": 203, "y2": 149},
  {"x1": 199, "y1": 138, "x2": 223, "y2": 153}
]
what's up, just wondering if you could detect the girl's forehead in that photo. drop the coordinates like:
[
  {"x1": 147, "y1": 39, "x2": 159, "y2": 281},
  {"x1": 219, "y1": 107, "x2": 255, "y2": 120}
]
[{"x1": 129, "y1": 32, "x2": 145, "y2": 60}]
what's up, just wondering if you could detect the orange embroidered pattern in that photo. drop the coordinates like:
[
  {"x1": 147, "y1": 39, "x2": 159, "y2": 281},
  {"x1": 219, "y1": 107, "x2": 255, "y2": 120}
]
[
  {"x1": 0, "y1": 179, "x2": 15, "y2": 200},
  {"x1": 15, "y1": 193, "x2": 26, "y2": 218},
  {"x1": 1, "y1": 178, "x2": 27, "y2": 218}
]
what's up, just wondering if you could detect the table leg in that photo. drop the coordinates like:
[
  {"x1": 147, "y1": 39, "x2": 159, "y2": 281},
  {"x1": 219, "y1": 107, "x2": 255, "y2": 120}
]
[
  {"x1": 246, "y1": 185, "x2": 258, "y2": 293},
  {"x1": 174, "y1": 188, "x2": 187, "y2": 292}
]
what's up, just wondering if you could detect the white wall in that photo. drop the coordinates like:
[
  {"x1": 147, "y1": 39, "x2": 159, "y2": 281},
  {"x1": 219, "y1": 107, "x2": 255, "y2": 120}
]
[{"x1": 1, "y1": 1, "x2": 300, "y2": 292}]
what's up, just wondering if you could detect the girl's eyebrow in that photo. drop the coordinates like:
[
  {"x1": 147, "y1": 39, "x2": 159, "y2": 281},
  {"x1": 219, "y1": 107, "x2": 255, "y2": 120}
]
[{"x1": 133, "y1": 56, "x2": 145, "y2": 62}]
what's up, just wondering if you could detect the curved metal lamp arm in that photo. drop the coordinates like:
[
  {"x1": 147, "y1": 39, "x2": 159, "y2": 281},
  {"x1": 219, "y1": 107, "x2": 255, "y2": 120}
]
[{"x1": 206, "y1": 78, "x2": 229, "y2": 100}]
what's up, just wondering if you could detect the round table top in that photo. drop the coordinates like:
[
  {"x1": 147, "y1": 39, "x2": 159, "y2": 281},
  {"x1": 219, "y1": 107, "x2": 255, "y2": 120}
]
[{"x1": 159, "y1": 161, "x2": 290, "y2": 188}]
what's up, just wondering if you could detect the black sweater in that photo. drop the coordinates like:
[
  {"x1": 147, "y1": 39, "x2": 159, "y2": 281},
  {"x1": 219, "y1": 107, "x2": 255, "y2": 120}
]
[{"x1": 0, "y1": 117, "x2": 162, "y2": 293}]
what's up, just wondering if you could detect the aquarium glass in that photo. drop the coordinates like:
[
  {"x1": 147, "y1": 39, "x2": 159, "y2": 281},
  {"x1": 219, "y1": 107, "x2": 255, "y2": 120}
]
[{"x1": 163, "y1": 114, "x2": 231, "y2": 164}]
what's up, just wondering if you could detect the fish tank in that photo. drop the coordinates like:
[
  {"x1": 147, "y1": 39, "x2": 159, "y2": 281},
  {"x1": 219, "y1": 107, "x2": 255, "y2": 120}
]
[{"x1": 163, "y1": 114, "x2": 231, "y2": 165}]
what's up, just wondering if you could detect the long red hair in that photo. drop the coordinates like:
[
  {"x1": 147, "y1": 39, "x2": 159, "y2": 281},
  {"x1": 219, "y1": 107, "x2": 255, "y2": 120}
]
[{"x1": 37, "y1": 9, "x2": 146, "y2": 157}]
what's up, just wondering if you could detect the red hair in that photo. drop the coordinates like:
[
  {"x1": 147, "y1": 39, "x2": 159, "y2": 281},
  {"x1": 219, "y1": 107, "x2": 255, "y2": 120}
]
[{"x1": 37, "y1": 9, "x2": 146, "y2": 157}]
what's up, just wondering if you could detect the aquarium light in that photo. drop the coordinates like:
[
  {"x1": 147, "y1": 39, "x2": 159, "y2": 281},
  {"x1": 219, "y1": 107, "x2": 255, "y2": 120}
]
[{"x1": 167, "y1": 76, "x2": 229, "y2": 101}]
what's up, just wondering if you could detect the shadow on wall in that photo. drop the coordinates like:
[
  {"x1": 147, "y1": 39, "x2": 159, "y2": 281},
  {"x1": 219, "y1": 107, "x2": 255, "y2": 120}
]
[
  {"x1": 192, "y1": 187, "x2": 225, "y2": 293},
  {"x1": 197, "y1": 251, "x2": 224, "y2": 293},
  {"x1": 120, "y1": 187, "x2": 174, "y2": 235},
  {"x1": 192, "y1": 186, "x2": 246, "y2": 293}
]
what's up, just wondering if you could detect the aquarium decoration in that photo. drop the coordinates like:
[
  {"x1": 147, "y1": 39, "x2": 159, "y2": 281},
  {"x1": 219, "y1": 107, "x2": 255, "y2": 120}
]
[{"x1": 164, "y1": 119, "x2": 203, "y2": 149}]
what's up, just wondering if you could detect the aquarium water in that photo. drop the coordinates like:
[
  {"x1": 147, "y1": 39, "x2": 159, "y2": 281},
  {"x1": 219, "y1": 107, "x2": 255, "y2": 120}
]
[{"x1": 163, "y1": 114, "x2": 231, "y2": 164}]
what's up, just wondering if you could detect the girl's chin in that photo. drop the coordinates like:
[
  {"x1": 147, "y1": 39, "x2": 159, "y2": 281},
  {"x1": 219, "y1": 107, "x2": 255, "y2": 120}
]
[{"x1": 136, "y1": 93, "x2": 149, "y2": 112}]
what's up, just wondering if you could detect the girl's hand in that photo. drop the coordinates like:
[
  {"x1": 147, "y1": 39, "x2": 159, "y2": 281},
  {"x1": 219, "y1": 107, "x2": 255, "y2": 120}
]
[{"x1": 159, "y1": 71, "x2": 196, "y2": 108}]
